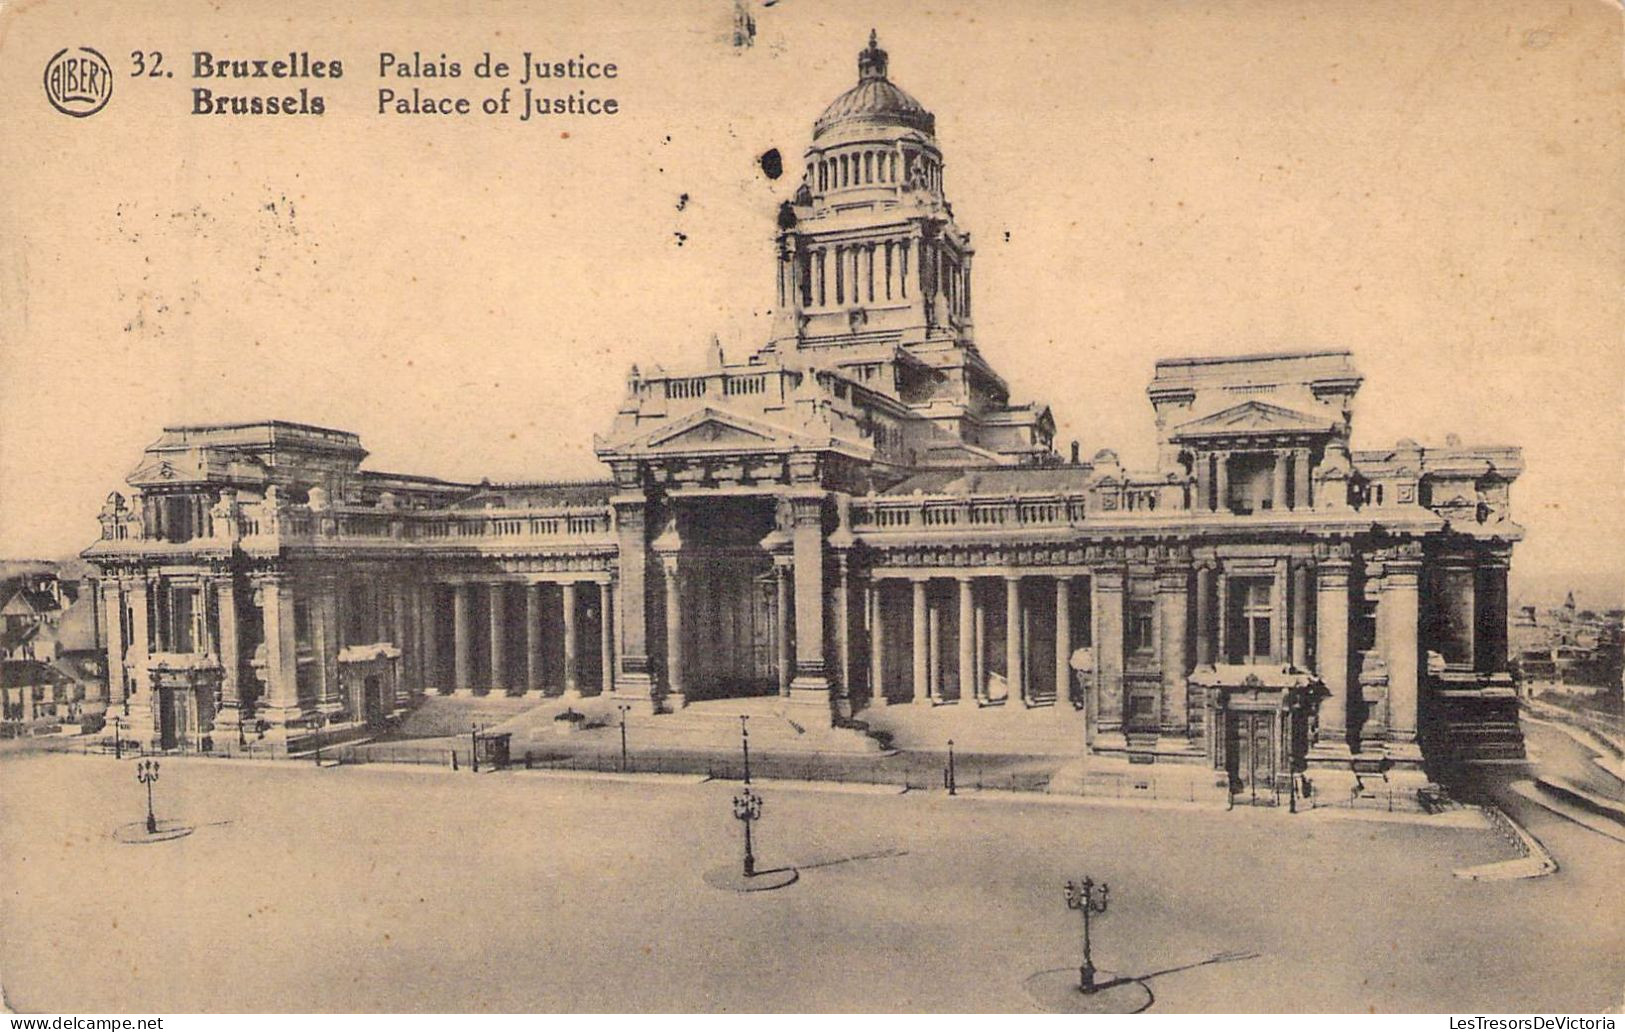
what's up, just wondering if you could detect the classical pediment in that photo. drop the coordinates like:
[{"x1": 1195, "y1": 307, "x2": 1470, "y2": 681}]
[
  {"x1": 614, "y1": 407, "x2": 826, "y2": 456},
  {"x1": 1171, "y1": 401, "x2": 1335, "y2": 441},
  {"x1": 127, "y1": 459, "x2": 190, "y2": 486}
]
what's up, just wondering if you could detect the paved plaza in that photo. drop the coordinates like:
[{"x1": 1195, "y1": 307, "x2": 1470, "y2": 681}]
[{"x1": 1, "y1": 750, "x2": 1620, "y2": 1013}]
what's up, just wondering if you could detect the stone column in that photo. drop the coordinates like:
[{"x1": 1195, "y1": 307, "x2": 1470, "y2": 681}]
[
  {"x1": 599, "y1": 581, "x2": 615, "y2": 696},
  {"x1": 452, "y1": 583, "x2": 473, "y2": 692},
  {"x1": 1294, "y1": 448, "x2": 1312, "y2": 510},
  {"x1": 775, "y1": 561, "x2": 793, "y2": 697},
  {"x1": 257, "y1": 573, "x2": 300, "y2": 718},
  {"x1": 488, "y1": 583, "x2": 508, "y2": 693},
  {"x1": 789, "y1": 496, "x2": 830, "y2": 700},
  {"x1": 102, "y1": 580, "x2": 127, "y2": 710},
  {"x1": 1384, "y1": 559, "x2": 1422, "y2": 755},
  {"x1": 1194, "y1": 564, "x2": 1213, "y2": 667},
  {"x1": 911, "y1": 578, "x2": 929, "y2": 705},
  {"x1": 868, "y1": 580, "x2": 887, "y2": 707},
  {"x1": 835, "y1": 557, "x2": 852, "y2": 704},
  {"x1": 611, "y1": 494, "x2": 654, "y2": 700},
  {"x1": 421, "y1": 585, "x2": 441, "y2": 693},
  {"x1": 1215, "y1": 571, "x2": 1230, "y2": 664},
  {"x1": 314, "y1": 575, "x2": 340, "y2": 711},
  {"x1": 525, "y1": 583, "x2": 544, "y2": 693},
  {"x1": 1314, "y1": 560, "x2": 1351, "y2": 750},
  {"x1": 1005, "y1": 575, "x2": 1024, "y2": 706},
  {"x1": 563, "y1": 581, "x2": 582, "y2": 700},
  {"x1": 1093, "y1": 569, "x2": 1125, "y2": 733},
  {"x1": 1054, "y1": 577, "x2": 1073, "y2": 709},
  {"x1": 1158, "y1": 566, "x2": 1189, "y2": 735},
  {"x1": 1479, "y1": 556, "x2": 1510, "y2": 673},
  {"x1": 974, "y1": 587, "x2": 987, "y2": 704},
  {"x1": 216, "y1": 576, "x2": 241, "y2": 725},
  {"x1": 1215, "y1": 452, "x2": 1230, "y2": 514},
  {"x1": 958, "y1": 576, "x2": 976, "y2": 705},
  {"x1": 1291, "y1": 562, "x2": 1310, "y2": 670},
  {"x1": 1273, "y1": 559, "x2": 1290, "y2": 663},
  {"x1": 392, "y1": 581, "x2": 410, "y2": 703}
]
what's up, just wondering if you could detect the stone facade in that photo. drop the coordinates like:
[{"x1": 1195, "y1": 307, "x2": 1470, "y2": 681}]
[{"x1": 83, "y1": 34, "x2": 1525, "y2": 780}]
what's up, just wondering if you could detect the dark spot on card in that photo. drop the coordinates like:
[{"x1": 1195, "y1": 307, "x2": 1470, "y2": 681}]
[{"x1": 758, "y1": 148, "x2": 783, "y2": 179}]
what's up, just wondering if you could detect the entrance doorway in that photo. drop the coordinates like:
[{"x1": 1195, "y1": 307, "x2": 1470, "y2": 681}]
[
  {"x1": 158, "y1": 690, "x2": 179, "y2": 751},
  {"x1": 363, "y1": 675, "x2": 385, "y2": 727},
  {"x1": 1226, "y1": 710, "x2": 1276, "y2": 801}
]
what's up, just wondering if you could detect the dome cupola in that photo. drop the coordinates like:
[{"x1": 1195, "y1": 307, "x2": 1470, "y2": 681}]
[{"x1": 813, "y1": 30, "x2": 936, "y2": 141}]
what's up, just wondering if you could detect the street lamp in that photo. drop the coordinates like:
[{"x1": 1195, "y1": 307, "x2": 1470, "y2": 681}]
[
  {"x1": 732, "y1": 786, "x2": 763, "y2": 877},
  {"x1": 739, "y1": 714, "x2": 752, "y2": 784},
  {"x1": 945, "y1": 739, "x2": 957, "y2": 796},
  {"x1": 470, "y1": 722, "x2": 481, "y2": 773},
  {"x1": 136, "y1": 759, "x2": 160, "y2": 835},
  {"x1": 1064, "y1": 876, "x2": 1111, "y2": 994},
  {"x1": 110, "y1": 714, "x2": 124, "y2": 760},
  {"x1": 617, "y1": 704, "x2": 631, "y2": 771},
  {"x1": 310, "y1": 712, "x2": 328, "y2": 767}
]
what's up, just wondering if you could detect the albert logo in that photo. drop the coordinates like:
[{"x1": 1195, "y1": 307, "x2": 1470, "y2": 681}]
[{"x1": 44, "y1": 46, "x2": 113, "y2": 117}]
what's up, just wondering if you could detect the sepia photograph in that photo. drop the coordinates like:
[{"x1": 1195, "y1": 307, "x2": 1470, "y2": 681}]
[{"x1": 0, "y1": 0, "x2": 1620, "y2": 1019}]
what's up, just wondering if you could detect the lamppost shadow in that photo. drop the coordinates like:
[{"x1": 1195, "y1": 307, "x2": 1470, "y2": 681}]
[{"x1": 1024, "y1": 950, "x2": 1261, "y2": 1014}]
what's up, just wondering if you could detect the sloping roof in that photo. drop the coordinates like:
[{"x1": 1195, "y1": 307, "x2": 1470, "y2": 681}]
[
  {"x1": 0, "y1": 623, "x2": 40, "y2": 652},
  {"x1": 0, "y1": 659, "x2": 71, "y2": 688},
  {"x1": 54, "y1": 600, "x2": 99, "y2": 653},
  {"x1": 0, "y1": 586, "x2": 58, "y2": 617},
  {"x1": 884, "y1": 466, "x2": 1093, "y2": 496},
  {"x1": 454, "y1": 481, "x2": 615, "y2": 510}
]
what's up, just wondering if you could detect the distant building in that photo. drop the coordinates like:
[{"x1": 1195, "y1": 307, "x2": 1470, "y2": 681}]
[
  {"x1": 0, "y1": 567, "x2": 103, "y2": 734},
  {"x1": 1511, "y1": 594, "x2": 1624, "y2": 694},
  {"x1": 84, "y1": 34, "x2": 1526, "y2": 784}
]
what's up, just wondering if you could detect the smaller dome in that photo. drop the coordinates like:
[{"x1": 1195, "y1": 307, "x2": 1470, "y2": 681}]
[{"x1": 813, "y1": 31, "x2": 935, "y2": 140}]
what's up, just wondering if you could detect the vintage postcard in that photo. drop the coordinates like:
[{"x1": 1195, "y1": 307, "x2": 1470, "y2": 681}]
[{"x1": 0, "y1": 0, "x2": 1620, "y2": 1018}]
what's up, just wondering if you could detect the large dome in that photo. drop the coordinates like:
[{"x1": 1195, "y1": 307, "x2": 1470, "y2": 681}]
[{"x1": 812, "y1": 32, "x2": 936, "y2": 140}]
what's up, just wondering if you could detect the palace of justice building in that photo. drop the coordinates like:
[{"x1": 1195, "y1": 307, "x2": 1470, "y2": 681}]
[{"x1": 84, "y1": 34, "x2": 1527, "y2": 791}]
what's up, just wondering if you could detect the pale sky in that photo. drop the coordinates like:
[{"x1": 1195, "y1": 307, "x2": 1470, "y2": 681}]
[{"x1": 1, "y1": 0, "x2": 1620, "y2": 605}]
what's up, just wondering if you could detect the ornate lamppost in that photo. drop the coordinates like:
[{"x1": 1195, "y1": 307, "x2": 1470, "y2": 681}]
[
  {"x1": 1064, "y1": 876, "x2": 1111, "y2": 994},
  {"x1": 739, "y1": 714, "x2": 752, "y2": 784},
  {"x1": 617, "y1": 703, "x2": 631, "y2": 772},
  {"x1": 732, "y1": 786, "x2": 763, "y2": 877},
  {"x1": 136, "y1": 758, "x2": 160, "y2": 835}
]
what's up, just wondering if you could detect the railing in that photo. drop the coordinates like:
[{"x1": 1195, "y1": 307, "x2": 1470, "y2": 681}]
[
  {"x1": 231, "y1": 505, "x2": 614, "y2": 547},
  {"x1": 851, "y1": 494, "x2": 1089, "y2": 533}
]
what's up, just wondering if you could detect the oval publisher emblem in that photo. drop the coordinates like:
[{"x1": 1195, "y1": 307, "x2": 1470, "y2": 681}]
[{"x1": 44, "y1": 46, "x2": 113, "y2": 117}]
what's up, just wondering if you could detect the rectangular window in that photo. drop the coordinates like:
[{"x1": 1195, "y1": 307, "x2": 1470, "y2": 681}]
[
  {"x1": 1129, "y1": 600, "x2": 1155, "y2": 653},
  {"x1": 1233, "y1": 578, "x2": 1274, "y2": 664},
  {"x1": 168, "y1": 587, "x2": 197, "y2": 654}
]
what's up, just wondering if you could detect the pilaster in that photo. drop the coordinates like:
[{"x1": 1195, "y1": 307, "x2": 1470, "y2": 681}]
[
  {"x1": 1157, "y1": 564, "x2": 1189, "y2": 735},
  {"x1": 1313, "y1": 559, "x2": 1352, "y2": 755},
  {"x1": 1092, "y1": 568, "x2": 1125, "y2": 733}
]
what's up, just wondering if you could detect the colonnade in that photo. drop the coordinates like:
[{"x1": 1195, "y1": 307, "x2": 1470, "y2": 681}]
[
  {"x1": 1194, "y1": 448, "x2": 1314, "y2": 513},
  {"x1": 811, "y1": 146, "x2": 939, "y2": 194},
  {"x1": 864, "y1": 573, "x2": 1085, "y2": 709},
  {"x1": 442, "y1": 579, "x2": 614, "y2": 698}
]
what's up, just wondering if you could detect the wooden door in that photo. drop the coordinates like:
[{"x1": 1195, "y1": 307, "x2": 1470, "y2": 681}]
[
  {"x1": 158, "y1": 690, "x2": 178, "y2": 751},
  {"x1": 1234, "y1": 712, "x2": 1274, "y2": 799}
]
